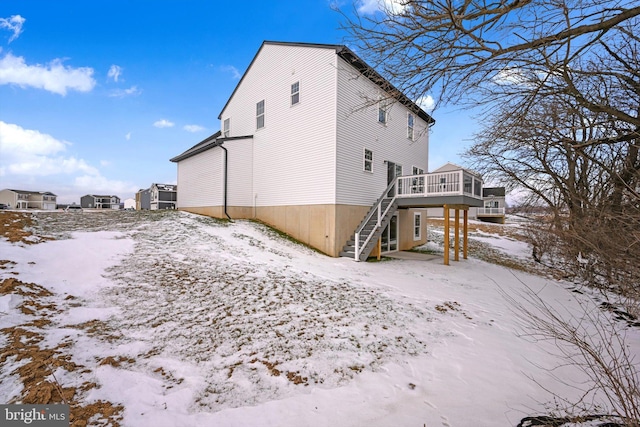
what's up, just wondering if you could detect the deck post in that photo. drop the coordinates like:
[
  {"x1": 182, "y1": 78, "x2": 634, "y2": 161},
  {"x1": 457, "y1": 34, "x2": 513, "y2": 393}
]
[
  {"x1": 454, "y1": 209, "x2": 460, "y2": 261},
  {"x1": 377, "y1": 238, "x2": 381, "y2": 261},
  {"x1": 463, "y1": 209, "x2": 468, "y2": 259},
  {"x1": 443, "y1": 205, "x2": 450, "y2": 265}
]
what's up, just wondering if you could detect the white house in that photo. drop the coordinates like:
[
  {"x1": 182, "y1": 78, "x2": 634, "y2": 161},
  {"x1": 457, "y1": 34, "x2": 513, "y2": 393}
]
[{"x1": 171, "y1": 41, "x2": 483, "y2": 260}]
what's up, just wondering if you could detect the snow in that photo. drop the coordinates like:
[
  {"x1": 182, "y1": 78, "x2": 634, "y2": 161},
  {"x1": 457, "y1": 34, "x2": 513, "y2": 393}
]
[{"x1": 1, "y1": 210, "x2": 638, "y2": 426}]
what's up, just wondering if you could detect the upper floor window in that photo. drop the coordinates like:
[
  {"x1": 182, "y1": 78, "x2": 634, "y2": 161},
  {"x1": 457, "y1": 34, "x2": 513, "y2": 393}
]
[
  {"x1": 223, "y1": 118, "x2": 230, "y2": 137},
  {"x1": 291, "y1": 81, "x2": 299, "y2": 105},
  {"x1": 378, "y1": 102, "x2": 388, "y2": 124},
  {"x1": 364, "y1": 148, "x2": 373, "y2": 172},
  {"x1": 256, "y1": 100, "x2": 265, "y2": 129},
  {"x1": 407, "y1": 113, "x2": 415, "y2": 140}
]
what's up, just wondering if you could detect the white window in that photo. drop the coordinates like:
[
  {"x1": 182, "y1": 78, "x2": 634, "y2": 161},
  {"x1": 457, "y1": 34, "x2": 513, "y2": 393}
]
[
  {"x1": 223, "y1": 118, "x2": 230, "y2": 137},
  {"x1": 413, "y1": 212, "x2": 422, "y2": 240},
  {"x1": 378, "y1": 101, "x2": 388, "y2": 124},
  {"x1": 412, "y1": 166, "x2": 424, "y2": 175},
  {"x1": 291, "y1": 81, "x2": 299, "y2": 105},
  {"x1": 407, "y1": 113, "x2": 415, "y2": 140},
  {"x1": 256, "y1": 100, "x2": 265, "y2": 129},
  {"x1": 364, "y1": 149, "x2": 373, "y2": 172}
]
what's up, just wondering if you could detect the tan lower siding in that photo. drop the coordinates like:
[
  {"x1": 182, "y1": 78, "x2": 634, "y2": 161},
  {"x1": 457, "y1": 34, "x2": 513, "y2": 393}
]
[
  {"x1": 179, "y1": 204, "x2": 426, "y2": 257},
  {"x1": 399, "y1": 209, "x2": 427, "y2": 251},
  {"x1": 179, "y1": 204, "x2": 374, "y2": 257}
]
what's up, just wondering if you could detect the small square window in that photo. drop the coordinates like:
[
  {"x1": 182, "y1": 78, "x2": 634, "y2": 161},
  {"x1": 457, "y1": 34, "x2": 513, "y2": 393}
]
[
  {"x1": 364, "y1": 149, "x2": 373, "y2": 172},
  {"x1": 291, "y1": 81, "x2": 299, "y2": 105},
  {"x1": 256, "y1": 100, "x2": 265, "y2": 129}
]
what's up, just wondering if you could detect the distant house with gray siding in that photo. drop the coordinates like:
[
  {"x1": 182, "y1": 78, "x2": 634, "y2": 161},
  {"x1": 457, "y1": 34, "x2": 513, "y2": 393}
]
[{"x1": 81, "y1": 194, "x2": 121, "y2": 209}]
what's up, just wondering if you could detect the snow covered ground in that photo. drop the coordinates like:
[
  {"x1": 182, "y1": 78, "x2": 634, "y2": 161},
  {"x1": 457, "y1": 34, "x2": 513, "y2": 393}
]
[{"x1": 1, "y1": 210, "x2": 638, "y2": 426}]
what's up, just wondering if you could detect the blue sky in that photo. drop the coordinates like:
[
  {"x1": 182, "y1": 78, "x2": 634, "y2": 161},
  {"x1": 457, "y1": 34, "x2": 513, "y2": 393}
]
[{"x1": 0, "y1": 0, "x2": 477, "y2": 204}]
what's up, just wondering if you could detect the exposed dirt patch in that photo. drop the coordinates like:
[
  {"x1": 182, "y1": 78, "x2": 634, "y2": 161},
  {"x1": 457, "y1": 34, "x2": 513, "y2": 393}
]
[{"x1": 0, "y1": 276, "x2": 124, "y2": 426}]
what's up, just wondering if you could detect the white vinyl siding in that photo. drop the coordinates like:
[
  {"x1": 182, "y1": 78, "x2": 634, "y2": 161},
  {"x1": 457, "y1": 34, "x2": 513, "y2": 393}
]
[
  {"x1": 335, "y1": 56, "x2": 430, "y2": 206},
  {"x1": 177, "y1": 148, "x2": 224, "y2": 208},
  {"x1": 176, "y1": 138, "x2": 253, "y2": 208},
  {"x1": 219, "y1": 43, "x2": 337, "y2": 206}
]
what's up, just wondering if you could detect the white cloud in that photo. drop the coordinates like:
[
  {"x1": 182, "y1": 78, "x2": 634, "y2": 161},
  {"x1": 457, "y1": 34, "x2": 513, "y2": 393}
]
[
  {"x1": 0, "y1": 15, "x2": 25, "y2": 43},
  {"x1": 153, "y1": 119, "x2": 174, "y2": 128},
  {"x1": 183, "y1": 124, "x2": 205, "y2": 133},
  {"x1": 357, "y1": 0, "x2": 406, "y2": 15},
  {"x1": 100, "y1": 160, "x2": 111, "y2": 167},
  {"x1": 0, "y1": 121, "x2": 99, "y2": 176},
  {"x1": 0, "y1": 121, "x2": 137, "y2": 201},
  {"x1": 415, "y1": 95, "x2": 435, "y2": 112},
  {"x1": 220, "y1": 65, "x2": 241, "y2": 80},
  {"x1": 0, "y1": 52, "x2": 95, "y2": 95},
  {"x1": 73, "y1": 174, "x2": 138, "y2": 195},
  {"x1": 108, "y1": 85, "x2": 142, "y2": 98},
  {"x1": 125, "y1": 132, "x2": 131, "y2": 140},
  {"x1": 107, "y1": 64, "x2": 122, "y2": 82}
]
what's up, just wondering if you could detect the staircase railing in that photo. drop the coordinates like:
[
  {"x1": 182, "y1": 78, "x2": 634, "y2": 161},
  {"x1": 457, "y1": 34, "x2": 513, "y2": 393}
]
[{"x1": 354, "y1": 179, "x2": 398, "y2": 261}]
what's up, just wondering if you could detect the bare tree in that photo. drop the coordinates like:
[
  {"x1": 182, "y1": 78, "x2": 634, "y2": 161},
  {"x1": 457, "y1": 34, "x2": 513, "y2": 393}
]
[{"x1": 341, "y1": 0, "x2": 640, "y2": 292}]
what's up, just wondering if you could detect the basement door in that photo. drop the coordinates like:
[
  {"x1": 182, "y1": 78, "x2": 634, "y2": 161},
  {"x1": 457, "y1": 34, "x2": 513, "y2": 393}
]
[{"x1": 380, "y1": 214, "x2": 399, "y2": 253}]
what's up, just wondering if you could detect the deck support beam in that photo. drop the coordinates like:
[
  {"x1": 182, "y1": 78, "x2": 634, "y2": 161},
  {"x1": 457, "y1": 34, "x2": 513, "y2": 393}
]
[
  {"x1": 463, "y1": 209, "x2": 468, "y2": 259},
  {"x1": 443, "y1": 205, "x2": 450, "y2": 265},
  {"x1": 454, "y1": 209, "x2": 460, "y2": 262}
]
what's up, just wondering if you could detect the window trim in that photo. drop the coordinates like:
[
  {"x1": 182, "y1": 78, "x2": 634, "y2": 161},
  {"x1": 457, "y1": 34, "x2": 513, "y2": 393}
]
[
  {"x1": 407, "y1": 113, "x2": 415, "y2": 140},
  {"x1": 413, "y1": 212, "x2": 422, "y2": 241},
  {"x1": 378, "y1": 100, "x2": 388, "y2": 124},
  {"x1": 256, "y1": 100, "x2": 265, "y2": 129},
  {"x1": 223, "y1": 118, "x2": 230, "y2": 137},
  {"x1": 364, "y1": 148, "x2": 373, "y2": 173},
  {"x1": 291, "y1": 81, "x2": 300, "y2": 106}
]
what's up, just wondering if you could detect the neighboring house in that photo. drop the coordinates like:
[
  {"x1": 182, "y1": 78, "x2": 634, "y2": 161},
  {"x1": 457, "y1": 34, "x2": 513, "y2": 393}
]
[
  {"x1": 136, "y1": 184, "x2": 176, "y2": 210},
  {"x1": 150, "y1": 184, "x2": 177, "y2": 210},
  {"x1": 80, "y1": 194, "x2": 121, "y2": 209},
  {"x1": 171, "y1": 41, "x2": 483, "y2": 260},
  {"x1": 136, "y1": 188, "x2": 151, "y2": 210},
  {"x1": 474, "y1": 187, "x2": 506, "y2": 223},
  {"x1": 124, "y1": 198, "x2": 136, "y2": 209},
  {"x1": 0, "y1": 189, "x2": 57, "y2": 210}
]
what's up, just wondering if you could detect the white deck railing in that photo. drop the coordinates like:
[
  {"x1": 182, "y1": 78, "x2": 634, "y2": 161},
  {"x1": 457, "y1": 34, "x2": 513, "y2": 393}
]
[
  {"x1": 396, "y1": 170, "x2": 483, "y2": 200},
  {"x1": 476, "y1": 207, "x2": 505, "y2": 215}
]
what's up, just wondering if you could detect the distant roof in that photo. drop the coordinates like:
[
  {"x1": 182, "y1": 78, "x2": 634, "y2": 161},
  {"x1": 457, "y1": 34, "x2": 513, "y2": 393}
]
[
  {"x1": 170, "y1": 132, "x2": 253, "y2": 163},
  {"x1": 153, "y1": 184, "x2": 177, "y2": 191},
  {"x1": 6, "y1": 189, "x2": 57, "y2": 196},
  {"x1": 84, "y1": 194, "x2": 120, "y2": 198},
  {"x1": 483, "y1": 187, "x2": 506, "y2": 197},
  {"x1": 218, "y1": 41, "x2": 435, "y2": 126}
]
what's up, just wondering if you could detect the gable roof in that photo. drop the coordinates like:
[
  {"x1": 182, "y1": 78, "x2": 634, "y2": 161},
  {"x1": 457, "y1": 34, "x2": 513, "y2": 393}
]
[
  {"x1": 170, "y1": 131, "x2": 254, "y2": 163},
  {"x1": 218, "y1": 41, "x2": 435, "y2": 125},
  {"x1": 6, "y1": 189, "x2": 57, "y2": 196}
]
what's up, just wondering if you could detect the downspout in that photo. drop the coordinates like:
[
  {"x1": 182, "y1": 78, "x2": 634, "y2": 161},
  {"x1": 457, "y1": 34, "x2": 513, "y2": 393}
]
[{"x1": 219, "y1": 143, "x2": 232, "y2": 220}]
